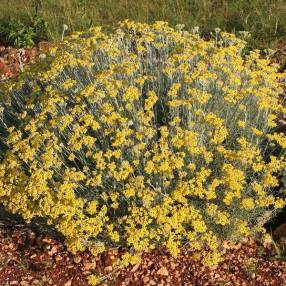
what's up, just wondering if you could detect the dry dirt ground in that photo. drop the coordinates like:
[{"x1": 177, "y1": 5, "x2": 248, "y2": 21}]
[{"x1": 0, "y1": 223, "x2": 286, "y2": 286}]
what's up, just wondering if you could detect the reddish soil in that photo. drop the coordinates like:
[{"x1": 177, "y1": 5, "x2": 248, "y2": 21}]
[
  {"x1": 117, "y1": 241, "x2": 286, "y2": 286},
  {"x1": 0, "y1": 224, "x2": 92, "y2": 286},
  {"x1": 0, "y1": 41, "x2": 50, "y2": 80},
  {"x1": 0, "y1": 223, "x2": 286, "y2": 286}
]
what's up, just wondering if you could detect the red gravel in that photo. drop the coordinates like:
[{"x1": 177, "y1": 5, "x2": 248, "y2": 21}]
[
  {"x1": 116, "y1": 242, "x2": 286, "y2": 286},
  {"x1": 0, "y1": 223, "x2": 286, "y2": 286},
  {"x1": 0, "y1": 41, "x2": 50, "y2": 80}
]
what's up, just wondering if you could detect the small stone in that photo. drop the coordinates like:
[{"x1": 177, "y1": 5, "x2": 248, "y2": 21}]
[
  {"x1": 143, "y1": 276, "x2": 149, "y2": 283},
  {"x1": 274, "y1": 223, "x2": 286, "y2": 240},
  {"x1": 104, "y1": 266, "x2": 113, "y2": 273},
  {"x1": 157, "y1": 266, "x2": 169, "y2": 276},
  {"x1": 43, "y1": 244, "x2": 51, "y2": 251},
  {"x1": 233, "y1": 242, "x2": 242, "y2": 250},
  {"x1": 83, "y1": 261, "x2": 96, "y2": 270},
  {"x1": 48, "y1": 246, "x2": 58, "y2": 256},
  {"x1": 222, "y1": 263, "x2": 228, "y2": 270},
  {"x1": 131, "y1": 263, "x2": 140, "y2": 272},
  {"x1": 64, "y1": 279, "x2": 72, "y2": 286},
  {"x1": 147, "y1": 261, "x2": 153, "y2": 266},
  {"x1": 42, "y1": 237, "x2": 53, "y2": 244},
  {"x1": 73, "y1": 256, "x2": 82, "y2": 264},
  {"x1": 55, "y1": 255, "x2": 63, "y2": 261}
]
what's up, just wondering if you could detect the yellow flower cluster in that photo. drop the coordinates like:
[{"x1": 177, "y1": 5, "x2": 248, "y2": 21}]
[{"x1": 0, "y1": 20, "x2": 285, "y2": 272}]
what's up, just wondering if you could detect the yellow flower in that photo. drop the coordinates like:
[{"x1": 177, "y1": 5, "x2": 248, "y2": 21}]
[
  {"x1": 263, "y1": 173, "x2": 279, "y2": 187},
  {"x1": 87, "y1": 274, "x2": 98, "y2": 286},
  {"x1": 241, "y1": 198, "x2": 255, "y2": 210},
  {"x1": 1, "y1": 20, "x2": 285, "y2": 269},
  {"x1": 61, "y1": 79, "x2": 77, "y2": 90},
  {"x1": 86, "y1": 201, "x2": 98, "y2": 215},
  {"x1": 251, "y1": 127, "x2": 263, "y2": 136},
  {"x1": 145, "y1": 160, "x2": 155, "y2": 174},
  {"x1": 237, "y1": 120, "x2": 246, "y2": 128},
  {"x1": 192, "y1": 219, "x2": 207, "y2": 233},
  {"x1": 122, "y1": 86, "x2": 140, "y2": 102},
  {"x1": 120, "y1": 252, "x2": 141, "y2": 267}
]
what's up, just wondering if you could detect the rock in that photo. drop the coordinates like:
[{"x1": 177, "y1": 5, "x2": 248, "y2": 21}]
[
  {"x1": 143, "y1": 276, "x2": 149, "y2": 283},
  {"x1": 55, "y1": 255, "x2": 63, "y2": 261},
  {"x1": 131, "y1": 263, "x2": 140, "y2": 272},
  {"x1": 0, "y1": 60, "x2": 5, "y2": 71},
  {"x1": 157, "y1": 266, "x2": 169, "y2": 276},
  {"x1": 104, "y1": 266, "x2": 113, "y2": 273},
  {"x1": 48, "y1": 246, "x2": 58, "y2": 256},
  {"x1": 73, "y1": 256, "x2": 82, "y2": 264},
  {"x1": 64, "y1": 279, "x2": 72, "y2": 286},
  {"x1": 273, "y1": 223, "x2": 286, "y2": 240},
  {"x1": 83, "y1": 261, "x2": 96, "y2": 271}
]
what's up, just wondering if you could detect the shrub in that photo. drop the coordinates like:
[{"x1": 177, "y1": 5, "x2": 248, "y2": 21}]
[
  {"x1": 0, "y1": 19, "x2": 35, "y2": 48},
  {"x1": 0, "y1": 20, "x2": 286, "y2": 268},
  {"x1": 0, "y1": 17, "x2": 48, "y2": 48}
]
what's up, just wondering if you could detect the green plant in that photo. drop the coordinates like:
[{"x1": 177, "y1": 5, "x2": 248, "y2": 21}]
[
  {"x1": 272, "y1": 238, "x2": 286, "y2": 260},
  {"x1": 245, "y1": 258, "x2": 257, "y2": 278},
  {"x1": 0, "y1": 0, "x2": 48, "y2": 49},
  {"x1": 0, "y1": 22, "x2": 285, "y2": 277},
  {"x1": 32, "y1": 17, "x2": 48, "y2": 43},
  {"x1": 0, "y1": 19, "x2": 35, "y2": 48}
]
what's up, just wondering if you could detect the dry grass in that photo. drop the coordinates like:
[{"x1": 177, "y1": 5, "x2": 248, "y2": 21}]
[{"x1": 0, "y1": 0, "x2": 285, "y2": 48}]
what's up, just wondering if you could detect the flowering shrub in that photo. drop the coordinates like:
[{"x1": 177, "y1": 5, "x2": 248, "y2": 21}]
[{"x1": 0, "y1": 20, "x2": 286, "y2": 268}]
